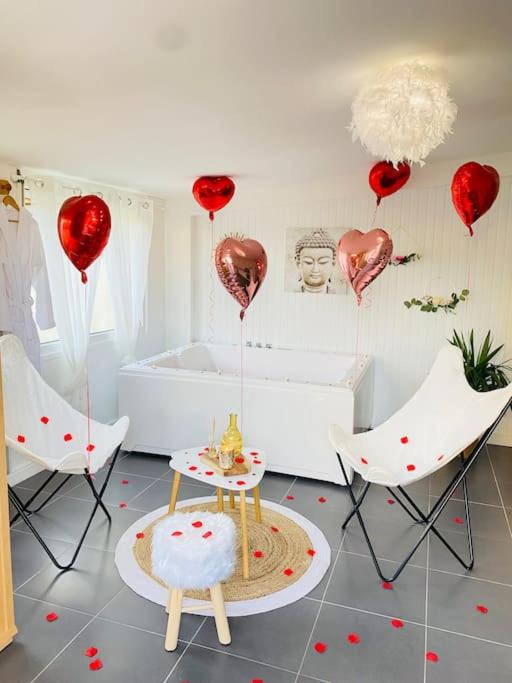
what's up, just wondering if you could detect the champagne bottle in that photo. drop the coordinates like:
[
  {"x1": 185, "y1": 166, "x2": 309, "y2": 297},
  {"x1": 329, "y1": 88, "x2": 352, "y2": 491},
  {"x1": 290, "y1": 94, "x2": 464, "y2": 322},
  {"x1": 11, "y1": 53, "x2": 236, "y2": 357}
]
[{"x1": 220, "y1": 413, "x2": 243, "y2": 457}]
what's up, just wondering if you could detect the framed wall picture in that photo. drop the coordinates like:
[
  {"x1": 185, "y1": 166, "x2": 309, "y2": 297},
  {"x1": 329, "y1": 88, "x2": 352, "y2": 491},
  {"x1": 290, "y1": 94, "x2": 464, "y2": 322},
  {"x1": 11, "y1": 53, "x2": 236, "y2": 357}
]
[{"x1": 284, "y1": 228, "x2": 348, "y2": 295}]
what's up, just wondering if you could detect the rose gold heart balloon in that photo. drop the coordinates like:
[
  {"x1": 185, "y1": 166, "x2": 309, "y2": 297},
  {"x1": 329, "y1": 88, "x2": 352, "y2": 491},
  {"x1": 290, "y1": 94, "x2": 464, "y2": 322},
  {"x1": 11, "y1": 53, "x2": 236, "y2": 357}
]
[
  {"x1": 215, "y1": 236, "x2": 267, "y2": 320},
  {"x1": 337, "y1": 229, "x2": 393, "y2": 305}
]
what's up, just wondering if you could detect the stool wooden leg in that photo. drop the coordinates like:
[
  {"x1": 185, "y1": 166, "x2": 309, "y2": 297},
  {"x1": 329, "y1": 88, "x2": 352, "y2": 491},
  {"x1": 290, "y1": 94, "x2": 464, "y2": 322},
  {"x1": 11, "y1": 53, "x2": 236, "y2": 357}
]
[
  {"x1": 217, "y1": 487, "x2": 224, "y2": 512},
  {"x1": 167, "y1": 472, "x2": 182, "y2": 514},
  {"x1": 229, "y1": 490, "x2": 235, "y2": 510},
  {"x1": 239, "y1": 490, "x2": 249, "y2": 579},
  {"x1": 210, "y1": 582, "x2": 231, "y2": 645},
  {"x1": 164, "y1": 588, "x2": 183, "y2": 651},
  {"x1": 253, "y1": 485, "x2": 262, "y2": 523}
]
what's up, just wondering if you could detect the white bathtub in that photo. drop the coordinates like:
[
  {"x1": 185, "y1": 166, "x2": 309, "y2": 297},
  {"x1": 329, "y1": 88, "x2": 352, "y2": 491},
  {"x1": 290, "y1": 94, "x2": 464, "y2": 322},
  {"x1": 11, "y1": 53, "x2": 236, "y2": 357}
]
[{"x1": 119, "y1": 343, "x2": 373, "y2": 485}]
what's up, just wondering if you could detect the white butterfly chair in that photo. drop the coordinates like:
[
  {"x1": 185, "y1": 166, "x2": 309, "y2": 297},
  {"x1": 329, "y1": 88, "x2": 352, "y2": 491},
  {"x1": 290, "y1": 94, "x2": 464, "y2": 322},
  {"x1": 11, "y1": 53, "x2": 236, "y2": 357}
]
[
  {"x1": 2, "y1": 334, "x2": 129, "y2": 571},
  {"x1": 329, "y1": 345, "x2": 512, "y2": 584}
]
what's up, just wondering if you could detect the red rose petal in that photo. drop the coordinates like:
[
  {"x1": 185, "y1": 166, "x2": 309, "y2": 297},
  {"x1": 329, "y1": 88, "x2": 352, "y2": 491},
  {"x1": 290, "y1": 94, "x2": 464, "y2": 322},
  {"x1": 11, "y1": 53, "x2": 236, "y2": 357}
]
[
  {"x1": 119, "y1": 502, "x2": 127, "y2": 508},
  {"x1": 347, "y1": 633, "x2": 360, "y2": 644},
  {"x1": 361, "y1": 457, "x2": 368, "y2": 465},
  {"x1": 85, "y1": 646, "x2": 98, "y2": 658},
  {"x1": 286, "y1": 495, "x2": 295, "y2": 500},
  {"x1": 314, "y1": 641, "x2": 327, "y2": 653},
  {"x1": 426, "y1": 651, "x2": 439, "y2": 663},
  {"x1": 387, "y1": 498, "x2": 395, "y2": 505},
  {"x1": 192, "y1": 521, "x2": 203, "y2": 528},
  {"x1": 253, "y1": 550, "x2": 264, "y2": 558},
  {"x1": 89, "y1": 658, "x2": 103, "y2": 671},
  {"x1": 318, "y1": 496, "x2": 327, "y2": 503},
  {"x1": 250, "y1": 451, "x2": 259, "y2": 455},
  {"x1": 283, "y1": 568, "x2": 294, "y2": 576},
  {"x1": 64, "y1": 433, "x2": 73, "y2": 442},
  {"x1": 171, "y1": 531, "x2": 183, "y2": 537},
  {"x1": 202, "y1": 531, "x2": 213, "y2": 539},
  {"x1": 391, "y1": 619, "x2": 404, "y2": 629},
  {"x1": 236, "y1": 480, "x2": 246, "y2": 486},
  {"x1": 17, "y1": 434, "x2": 26, "y2": 443},
  {"x1": 253, "y1": 460, "x2": 262, "y2": 464},
  {"x1": 121, "y1": 479, "x2": 129, "y2": 485},
  {"x1": 453, "y1": 516, "x2": 464, "y2": 525},
  {"x1": 476, "y1": 604, "x2": 489, "y2": 614},
  {"x1": 406, "y1": 464, "x2": 416, "y2": 472},
  {"x1": 86, "y1": 443, "x2": 95, "y2": 452},
  {"x1": 205, "y1": 471, "x2": 214, "y2": 476},
  {"x1": 45, "y1": 612, "x2": 58, "y2": 622},
  {"x1": 135, "y1": 532, "x2": 145, "y2": 539},
  {"x1": 271, "y1": 526, "x2": 279, "y2": 533},
  {"x1": 437, "y1": 455, "x2": 444, "y2": 461},
  {"x1": 382, "y1": 581, "x2": 393, "y2": 590},
  {"x1": 401, "y1": 436, "x2": 409, "y2": 444},
  {"x1": 40, "y1": 416, "x2": 49, "y2": 424},
  {"x1": 188, "y1": 466, "x2": 198, "y2": 471},
  {"x1": 307, "y1": 549, "x2": 316, "y2": 557},
  {"x1": 235, "y1": 456, "x2": 245, "y2": 464},
  {"x1": 252, "y1": 680, "x2": 264, "y2": 683}
]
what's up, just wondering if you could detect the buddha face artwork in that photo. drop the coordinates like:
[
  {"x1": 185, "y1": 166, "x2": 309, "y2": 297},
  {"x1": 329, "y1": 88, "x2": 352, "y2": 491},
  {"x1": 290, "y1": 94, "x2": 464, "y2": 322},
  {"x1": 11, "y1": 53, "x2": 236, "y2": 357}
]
[{"x1": 285, "y1": 228, "x2": 347, "y2": 294}]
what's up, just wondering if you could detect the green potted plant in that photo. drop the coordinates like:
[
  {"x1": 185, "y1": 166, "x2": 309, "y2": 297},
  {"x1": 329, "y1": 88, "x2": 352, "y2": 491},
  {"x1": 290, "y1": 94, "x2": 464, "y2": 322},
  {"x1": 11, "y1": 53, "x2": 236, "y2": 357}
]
[{"x1": 449, "y1": 330, "x2": 511, "y2": 458}]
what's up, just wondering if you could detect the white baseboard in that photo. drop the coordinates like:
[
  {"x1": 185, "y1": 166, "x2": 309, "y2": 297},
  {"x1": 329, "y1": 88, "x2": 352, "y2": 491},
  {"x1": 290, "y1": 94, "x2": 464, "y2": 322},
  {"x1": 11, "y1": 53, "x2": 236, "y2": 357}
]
[{"x1": 8, "y1": 461, "x2": 43, "y2": 486}]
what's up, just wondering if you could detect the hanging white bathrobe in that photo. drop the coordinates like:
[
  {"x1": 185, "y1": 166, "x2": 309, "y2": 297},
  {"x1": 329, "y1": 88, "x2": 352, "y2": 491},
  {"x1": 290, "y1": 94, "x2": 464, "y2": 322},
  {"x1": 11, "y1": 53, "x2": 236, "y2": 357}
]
[{"x1": 0, "y1": 205, "x2": 55, "y2": 369}]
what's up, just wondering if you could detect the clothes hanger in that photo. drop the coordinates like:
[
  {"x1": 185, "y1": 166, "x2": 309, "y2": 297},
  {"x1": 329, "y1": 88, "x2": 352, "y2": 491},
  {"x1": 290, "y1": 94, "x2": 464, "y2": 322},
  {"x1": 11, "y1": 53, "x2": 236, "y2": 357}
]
[{"x1": 0, "y1": 179, "x2": 19, "y2": 222}]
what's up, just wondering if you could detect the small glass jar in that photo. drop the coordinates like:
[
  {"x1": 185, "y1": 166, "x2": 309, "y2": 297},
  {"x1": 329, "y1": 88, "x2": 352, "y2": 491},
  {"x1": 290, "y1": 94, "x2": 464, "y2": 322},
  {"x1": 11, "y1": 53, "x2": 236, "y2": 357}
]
[{"x1": 219, "y1": 449, "x2": 234, "y2": 471}]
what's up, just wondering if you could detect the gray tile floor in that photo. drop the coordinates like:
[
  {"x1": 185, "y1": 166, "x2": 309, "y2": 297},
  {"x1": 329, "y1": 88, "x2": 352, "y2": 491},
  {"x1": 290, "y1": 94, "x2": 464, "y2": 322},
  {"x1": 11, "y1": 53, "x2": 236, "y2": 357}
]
[{"x1": 2, "y1": 445, "x2": 512, "y2": 682}]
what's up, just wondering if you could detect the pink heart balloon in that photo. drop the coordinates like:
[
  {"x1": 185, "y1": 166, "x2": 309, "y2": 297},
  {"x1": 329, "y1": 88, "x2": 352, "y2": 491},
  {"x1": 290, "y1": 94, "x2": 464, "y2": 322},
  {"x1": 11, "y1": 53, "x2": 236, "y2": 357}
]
[
  {"x1": 337, "y1": 229, "x2": 393, "y2": 305},
  {"x1": 215, "y1": 236, "x2": 267, "y2": 320}
]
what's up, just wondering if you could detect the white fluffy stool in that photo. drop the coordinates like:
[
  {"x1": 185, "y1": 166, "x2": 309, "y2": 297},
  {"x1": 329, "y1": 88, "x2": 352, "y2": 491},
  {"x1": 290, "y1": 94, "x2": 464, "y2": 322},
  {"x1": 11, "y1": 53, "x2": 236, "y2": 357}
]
[{"x1": 152, "y1": 511, "x2": 236, "y2": 651}]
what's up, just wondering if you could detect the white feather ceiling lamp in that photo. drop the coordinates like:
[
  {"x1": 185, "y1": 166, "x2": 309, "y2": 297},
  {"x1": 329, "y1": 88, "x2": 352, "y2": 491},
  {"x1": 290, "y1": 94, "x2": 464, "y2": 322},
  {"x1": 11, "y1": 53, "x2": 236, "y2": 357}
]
[{"x1": 349, "y1": 63, "x2": 458, "y2": 166}]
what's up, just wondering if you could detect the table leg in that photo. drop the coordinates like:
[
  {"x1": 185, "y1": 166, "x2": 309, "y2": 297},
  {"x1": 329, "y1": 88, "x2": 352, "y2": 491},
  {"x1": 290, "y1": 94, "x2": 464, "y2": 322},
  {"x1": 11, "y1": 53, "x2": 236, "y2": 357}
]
[
  {"x1": 253, "y1": 485, "x2": 262, "y2": 523},
  {"x1": 216, "y1": 487, "x2": 224, "y2": 512},
  {"x1": 239, "y1": 490, "x2": 250, "y2": 579},
  {"x1": 167, "y1": 472, "x2": 182, "y2": 514},
  {"x1": 229, "y1": 491, "x2": 235, "y2": 510}
]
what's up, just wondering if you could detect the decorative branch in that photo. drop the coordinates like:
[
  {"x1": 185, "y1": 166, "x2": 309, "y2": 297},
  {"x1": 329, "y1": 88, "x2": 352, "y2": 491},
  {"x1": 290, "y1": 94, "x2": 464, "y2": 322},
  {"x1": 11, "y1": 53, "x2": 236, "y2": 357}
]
[
  {"x1": 390, "y1": 253, "x2": 421, "y2": 266},
  {"x1": 404, "y1": 289, "x2": 469, "y2": 313}
]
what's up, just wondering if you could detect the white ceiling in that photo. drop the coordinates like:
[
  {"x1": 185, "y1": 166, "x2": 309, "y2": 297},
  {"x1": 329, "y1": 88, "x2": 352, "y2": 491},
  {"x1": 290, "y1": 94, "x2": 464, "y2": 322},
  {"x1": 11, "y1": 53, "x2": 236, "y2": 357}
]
[{"x1": 1, "y1": 0, "x2": 511, "y2": 196}]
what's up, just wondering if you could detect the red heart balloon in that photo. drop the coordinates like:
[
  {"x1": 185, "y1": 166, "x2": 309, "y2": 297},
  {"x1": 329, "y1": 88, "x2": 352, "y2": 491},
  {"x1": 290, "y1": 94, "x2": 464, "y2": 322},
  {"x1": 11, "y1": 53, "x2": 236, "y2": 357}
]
[
  {"x1": 369, "y1": 161, "x2": 411, "y2": 205},
  {"x1": 451, "y1": 162, "x2": 500, "y2": 236},
  {"x1": 337, "y1": 228, "x2": 393, "y2": 305},
  {"x1": 215, "y1": 236, "x2": 267, "y2": 320},
  {"x1": 58, "y1": 195, "x2": 111, "y2": 283},
  {"x1": 192, "y1": 176, "x2": 235, "y2": 220}
]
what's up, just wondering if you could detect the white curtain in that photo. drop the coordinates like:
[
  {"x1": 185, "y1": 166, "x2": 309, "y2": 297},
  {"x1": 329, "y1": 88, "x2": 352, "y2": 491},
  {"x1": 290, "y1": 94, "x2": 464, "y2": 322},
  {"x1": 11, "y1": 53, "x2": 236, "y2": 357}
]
[
  {"x1": 30, "y1": 179, "x2": 100, "y2": 410},
  {"x1": 104, "y1": 192, "x2": 153, "y2": 364}
]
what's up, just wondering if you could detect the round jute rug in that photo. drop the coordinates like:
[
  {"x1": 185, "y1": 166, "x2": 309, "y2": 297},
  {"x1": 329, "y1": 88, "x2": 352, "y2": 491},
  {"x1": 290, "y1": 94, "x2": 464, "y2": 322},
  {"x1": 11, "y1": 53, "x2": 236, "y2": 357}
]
[{"x1": 115, "y1": 496, "x2": 331, "y2": 616}]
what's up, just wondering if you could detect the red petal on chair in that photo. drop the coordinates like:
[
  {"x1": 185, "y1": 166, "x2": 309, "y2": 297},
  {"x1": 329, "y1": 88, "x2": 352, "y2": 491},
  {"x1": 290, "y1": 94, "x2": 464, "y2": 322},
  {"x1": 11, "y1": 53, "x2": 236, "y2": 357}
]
[
  {"x1": 86, "y1": 444, "x2": 95, "y2": 452},
  {"x1": 188, "y1": 466, "x2": 198, "y2": 471},
  {"x1": 64, "y1": 433, "x2": 73, "y2": 441},
  {"x1": 171, "y1": 531, "x2": 183, "y2": 537},
  {"x1": 307, "y1": 549, "x2": 316, "y2": 557},
  {"x1": 84, "y1": 646, "x2": 98, "y2": 658},
  {"x1": 400, "y1": 436, "x2": 409, "y2": 444},
  {"x1": 119, "y1": 502, "x2": 127, "y2": 508},
  {"x1": 253, "y1": 550, "x2": 264, "y2": 558},
  {"x1": 236, "y1": 480, "x2": 246, "y2": 486},
  {"x1": 476, "y1": 604, "x2": 489, "y2": 614},
  {"x1": 40, "y1": 416, "x2": 49, "y2": 424},
  {"x1": 135, "y1": 532, "x2": 145, "y2": 539},
  {"x1": 45, "y1": 612, "x2": 58, "y2": 622},
  {"x1": 406, "y1": 464, "x2": 416, "y2": 472},
  {"x1": 318, "y1": 496, "x2": 327, "y2": 503},
  {"x1": 391, "y1": 619, "x2": 404, "y2": 629},
  {"x1": 202, "y1": 531, "x2": 213, "y2": 539},
  {"x1": 361, "y1": 458, "x2": 368, "y2": 465},
  {"x1": 121, "y1": 480, "x2": 129, "y2": 485},
  {"x1": 314, "y1": 641, "x2": 328, "y2": 653},
  {"x1": 192, "y1": 521, "x2": 203, "y2": 528},
  {"x1": 454, "y1": 517, "x2": 464, "y2": 525},
  {"x1": 426, "y1": 651, "x2": 439, "y2": 663},
  {"x1": 387, "y1": 499, "x2": 395, "y2": 505},
  {"x1": 283, "y1": 568, "x2": 294, "y2": 576},
  {"x1": 17, "y1": 434, "x2": 26, "y2": 443},
  {"x1": 89, "y1": 658, "x2": 103, "y2": 671},
  {"x1": 271, "y1": 526, "x2": 279, "y2": 532},
  {"x1": 382, "y1": 581, "x2": 393, "y2": 590},
  {"x1": 286, "y1": 495, "x2": 295, "y2": 500},
  {"x1": 347, "y1": 633, "x2": 360, "y2": 644}
]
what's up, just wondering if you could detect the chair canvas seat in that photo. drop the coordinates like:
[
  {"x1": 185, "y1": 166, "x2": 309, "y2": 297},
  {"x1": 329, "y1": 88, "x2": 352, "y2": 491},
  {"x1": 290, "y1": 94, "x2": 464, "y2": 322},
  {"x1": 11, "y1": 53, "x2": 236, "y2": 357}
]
[
  {"x1": 1, "y1": 334, "x2": 128, "y2": 474},
  {"x1": 330, "y1": 346, "x2": 512, "y2": 487}
]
